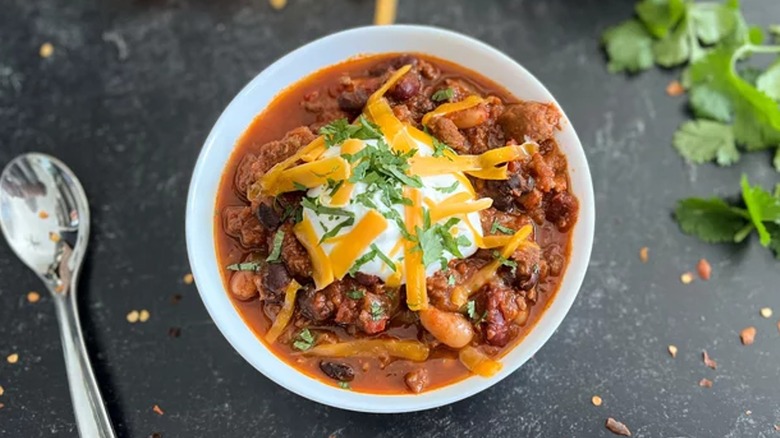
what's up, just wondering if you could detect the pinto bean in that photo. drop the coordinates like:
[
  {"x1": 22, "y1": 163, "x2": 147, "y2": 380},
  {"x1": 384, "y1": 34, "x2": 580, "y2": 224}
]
[
  {"x1": 230, "y1": 271, "x2": 258, "y2": 300},
  {"x1": 446, "y1": 104, "x2": 490, "y2": 129},
  {"x1": 419, "y1": 307, "x2": 474, "y2": 348}
]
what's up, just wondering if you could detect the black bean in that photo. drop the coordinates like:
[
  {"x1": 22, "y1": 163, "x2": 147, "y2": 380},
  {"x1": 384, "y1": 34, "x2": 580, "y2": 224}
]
[
  {"x1": 517, "y1": 263, "x2": 540, "y2": 291},
  {"x1": 262, "y1": 263, "x2": 291, "y2": 294},
  {"x1": 256, "y1": 201, "x2": 281, "y2": 229},
  {"x1": 319, "y1": 361, "x2": 355, "y2": 382},
  {"x1": 337, "y1": 89, "x2": 369, "y2": 112},
  {"x1": 388, "y1": 73, "x2": 420, "y2": 101}
]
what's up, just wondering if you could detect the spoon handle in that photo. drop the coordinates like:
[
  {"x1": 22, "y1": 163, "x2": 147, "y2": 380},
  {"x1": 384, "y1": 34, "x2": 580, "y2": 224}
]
[{"x1": 53, "y1": 293, "x2": 117, "y2": 438}]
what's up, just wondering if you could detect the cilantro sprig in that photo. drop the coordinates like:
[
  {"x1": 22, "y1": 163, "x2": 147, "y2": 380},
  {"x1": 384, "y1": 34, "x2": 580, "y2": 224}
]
[
  {"x1": 602, "y1": 0, "x2": 780, "y2": 170},
  {"x1": 674, "y1": 175, "x2": 780, "y2": 257}
]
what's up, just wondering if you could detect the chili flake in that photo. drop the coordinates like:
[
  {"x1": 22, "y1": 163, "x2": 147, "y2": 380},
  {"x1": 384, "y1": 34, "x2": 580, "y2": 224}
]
[
  {"x1": 591, "y1": 395, "x2": 603, "y2": 406},
  {"x1": 667, "y1": 345, "x2": 678, "y2": 358},
  {"x1": 680, "y1": 272, "x2": 694, "y2": 284},
  {"x1": 639, "y1": 246, "x2": 649, "y2": 263},
  {"x1": 759, "y1": 307, "x2": 772, "y2": 318},
  {"x1": 39, "y1": 42, "x2": 54, "y2": 58},
  {"x1": 699, "y1": 378, "x2": 713, "y2": 388},
  {"x1": 152, "y1": 404, "x2": 164, "y2": 416},
  {"x1": 126, "y1": 310, "x2": 139, "y2": 323},
  {"x1": 6, "y1": 354, "x2": 18, "y2": 364},
  {"x1": 27, "y1": 291, "x2": 40, "y2": 303},
  {"x1": 739, "y1": 326, "x2": 756, "y2": 345},
  {"x1": 605, "y1": 417, "x2": 631, "y2": 436},
  {"x1": 666, "y1": 80, "x2": 684, "y2": 96},
  {"x1": 702, "y1": 350, "x2": 717, "y2": 369},
  {"x1": 696, "y1": 259, "x2": 711, "y2": 280}
]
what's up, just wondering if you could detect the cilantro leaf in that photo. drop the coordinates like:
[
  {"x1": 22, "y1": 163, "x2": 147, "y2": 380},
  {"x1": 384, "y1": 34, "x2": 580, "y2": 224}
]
[
  {"x1": 434, "y1": 181, "x2": 460, "y2": 194},
  {"x1": 490, "y1": 220, "x2": 515, "y2": 235},
  {"x1": 346, "y1": 289, "x2": 364, "y2": 300},
  {"x1": 415, "y1": 224, "x2": 444, "y2": 268},
  {"x1": 492, "y1": 250, "x2": 518, "y2": 274},
  {"x1": 292, "y1": 328, "x2": 315, "y2": 351},
  {"x1": 319, "y1": 118, "x2": 359, "y2": 148},
  {"x1": 635, "y1": 0, "x2": 686, "y2": 39},
  {"x1": 266, "y1": 230, "x2": 285, "y2": 263},
  {"x1": 674, "y1": 197, "x2": 750, "y2": 243},
  {"x1": 431, "y1": 88, "x2": 454, "y2": 102},
  {"x1": 371, "y1": 243, "x2": 397, "y2": 272},
  {"x1": 652, "y1": 15, "x2": 690, "y2": 67},
  {"x1": 689, "y1": 85, "x2": 732, "y2": 122},
  {"x1": 431, "y1": 136, "x2": 455, "y2": 158},
  {"x1": 741, "y1": 175, "x2": 780, "y2": 246},
  {"x1": 226, "y1": 261, "x2": 263, "y2": 271},
  {"x1": 369, "y1": 301, "x2": 385, "y2": 321},
  {"x1": 756, "y1": 58, "x2": 780, "y2": 101},
  {"x1": 466, "y1": 300, "x2": 477, "y2": 320},
  {"x1": 602, "y1": 20, "x2": 655, "y2": 73},
  {"x1": 672, "y1": 120, "x2": 739, "y2": 165},
  {"x1": 690, "y1": 2, "x2": 738, "y2": 45}
]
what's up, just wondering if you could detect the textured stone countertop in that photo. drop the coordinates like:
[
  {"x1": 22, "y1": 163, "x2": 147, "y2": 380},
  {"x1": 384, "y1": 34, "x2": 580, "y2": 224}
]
[{"x1": 0, "y1": 0, "x2": 778, "y2": 436}]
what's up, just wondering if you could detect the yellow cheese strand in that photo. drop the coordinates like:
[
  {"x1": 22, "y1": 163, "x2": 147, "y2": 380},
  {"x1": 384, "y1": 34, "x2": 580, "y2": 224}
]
[
  {"x1": 330, "y1": 210, "x2": 388, "y2": 279},
  {"x1": 330, "y1": 139, "x2": 364, "y2": 206},
  {"x1": 265, "y1": 280, "x2": 301, "y2": 342},
  {"x1": 259, "y1": 136, "x2": 325, "y2": 193},
  {"x1": 459, "y1": 345, "x2": 502, "y2": 377},
  {"x1": 421, "y1": 95, "x2": 483, "y2": 126},
  {"x1": 270, "y1": 156, "x2": 351, "y2": 196},
  {"x1": 367, "y1": 64, "x2": 412, "y2": 105},
  {"x1": 403, "y1": 187, "x2": 428, "y2": 311},
  {"x1": 293, "y1": 219, "x2": 334, "y2": 290}
]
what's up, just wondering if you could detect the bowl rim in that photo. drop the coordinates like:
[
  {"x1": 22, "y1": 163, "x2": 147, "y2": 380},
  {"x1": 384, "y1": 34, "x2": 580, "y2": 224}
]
[{"x1": 186, "y1": 24, "x2": 595, "y2": 413}]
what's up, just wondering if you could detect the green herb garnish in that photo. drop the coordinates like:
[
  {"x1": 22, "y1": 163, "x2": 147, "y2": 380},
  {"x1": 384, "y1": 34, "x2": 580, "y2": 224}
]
[
  {"x1": 431, "y1": 87, "x2": 454, "y2": 102},
  {"x1": 466, "y1": 300, "x2": 477, "y2": 319},
  {"x1": 431, "y1": 136, "x2": 455, "y2": 159},
  {"x1": 492, "y1": 250, "x2": 518, "y2": 274},
  {"x1": 674, "y1": 175, "x2": 780, "y2": 257},
  {"x1": 319, "y1": 217, "x2": 355, "y2": 243},
  {"x1": 301, "y1": 197, "x2": 354, "y2": 218},
  {"x1": 226, "y1": 262, "x2": 262, "y2": 271},
  {"x1": 292, "y1": 181, "x2": 308, "y2": 191},
  {"x1": 448, "y1": 274, "x2": 456, "y2": 286},
  {"x1": 338, "y1": 381, "x2": 352, "y2": 390},
  {"x1": 371, "y1": 243, "x2": 397, "y2": 272},
  {"x1": 292, "y1": 328, "x2": 315, "y2": 351},
  {"x1": 490, "y1": 221, "x2": 515, "y2": 235},
  {"x1": 266, "y1": 230, "x2": 285, "y2": 263},
  {"x1": 369, "y1": 301, "x2": 385, "y2": 321},
  {"x1": 434, "y1": 181, "x2": 460, "y2": 194},
  {"x1": 348, "y1": 250, "x2": 378, "y2": 276},
  {"x1": 346, "y1": 289, "x2": 365, "y2": 300}
]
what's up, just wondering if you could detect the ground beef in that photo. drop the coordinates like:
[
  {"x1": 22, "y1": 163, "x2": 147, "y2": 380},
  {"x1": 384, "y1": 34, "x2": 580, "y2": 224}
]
[
  {"x1": 460, "y1": 98, "x2": 506, "y2": 154},
  {"x1": 297, "y1": 276, "x2": 390, "y2": 335},
  {"x1": 427, "y1": 258, "x2": 488, "y2": 312},
  {"x1": 230, "y1": 271, "x2": 259, "y2": 301},
  {"x1": 508, "y1": 245, "x2": 543, "y2": 291},
  {"x1": 499, "y1": 101, "x2": 561, "y2": 143},
  {"x1": 428, "y1": 116, "x2": 467, "y2": 153},
  {"x1": 545, "y1": 191, "x2": 579, "y2": 232},
  {"x1": 272, "y1": 222, "x2": 312, "y2": 279},
  {"x1": 404, "y1": 369, "x2": 430, "y2": 393},
  {"x1": 234, "y1": 126, "x2": 316, "y2": 196},
  {"x1": 479, "y1": 207, "x2": 532, "y2": 235},
  {"x1": 302, "y1": 90, "x2": 348, "y2": 131},
  {"x1": 261, "y1": 263, "x2": 292, "y2": 297},
  {"x1": 223, "y1": 206, "x2": 266, "y2": 248}
]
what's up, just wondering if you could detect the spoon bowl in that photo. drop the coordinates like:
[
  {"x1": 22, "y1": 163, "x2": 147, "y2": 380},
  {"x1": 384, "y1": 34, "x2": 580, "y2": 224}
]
[{"x1": 0, "y1": 153, "x2": 116, "y2": 438}]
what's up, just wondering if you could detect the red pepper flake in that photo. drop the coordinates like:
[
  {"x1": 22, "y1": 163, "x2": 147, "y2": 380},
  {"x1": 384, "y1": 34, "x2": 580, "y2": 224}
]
[
  {"x1": 702, "y1": 350, "x2": 717, "y2": 369},
  {"x1": 666, "y1": 80, "x2": 684, "y2": 96},
  {"x1": 739, "y1": 326, "x2": 756, "y2": 345},
  {"x1": 696, "y1": 259, "x2": 711, "y2": 280},
  {"x1": 639, "y1": 247, "x2": 649, "y2": 263},
  {"x1": 698, "y1": 378, "x2": 713, "y2": 388},
  {"x1": 170, "y1": 293, "x2": 182, "y2": 304},
  {"x1": 152, "y1": 404, "x2": 164, "y2": 416},
  {"x1": 605, "y1": 417, "x2": 632, "y2": 436}
]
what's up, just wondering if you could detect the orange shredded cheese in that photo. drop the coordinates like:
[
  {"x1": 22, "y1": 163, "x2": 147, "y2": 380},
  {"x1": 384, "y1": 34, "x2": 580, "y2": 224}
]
[
  {"x1": 421, "y1": 95, "x2": 484, "y2": 126},
  {"x1": 459, "y1": 345, "x2": 502, "y2": 377},
  {"x1": 451, "y1": 224, "x2": 533, "y2": 306},
  {"x1": 266, "y1": 280, "x2": 301, "y2": 342},
  {"x1": 404, "y1": 187, "x2": 428, "y2": 311},
  {"x1": 330, "y1": 139, "x2": 364, "y2": 206},
  {"x1": 270, "y1": 156, "x2": 351, "y2": 195},
  {"x1": 409, "y1": 144, "x2": 535, "y2": 179},
  {"x1": 258, "y1": 136, "x2": 326, "y2": 194},
  {"x1": 330, "y1": 210, "x2": 388, "y2": 279},
  {"x1": 293, "y1": 219, "x2": 334, "y2": 290},
  {"x1": 367, "y1": 64, "x2": 412, "y2": 105},
  {"x1": 429, "y1": 194, "x2": 493, "y2": 223}
]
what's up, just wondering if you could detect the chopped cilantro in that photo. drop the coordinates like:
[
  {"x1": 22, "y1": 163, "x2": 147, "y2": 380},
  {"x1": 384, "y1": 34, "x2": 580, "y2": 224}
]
[
  {"x1": 346, "y1": 289, "x2": 364, "y2": 300},
  {"x1": 490, "y1": 220, "x2": 515, "y2": 235},
  {"x1": 414, "y1": 216, "x2": 470, "y2": 268},
  {"x1": 434, "y1": 181, "x2": 460, "y2": 194},
  {"x1": 292, "y1": 328, "x2": 315, "y2": 351},
  {"x1": 266, "y1": 230, "x2": 285, "y2": 263},
  {"x1": 369, "y1": 301, "x2": 385, "y2": 321},
  {"x1": 371, "y1": 243, "x2": 397, "y2": 272},
  {"x1": 301, "y1": 197, "x2": 354, "y2": 218},
  {"x1": 431, "y1": 87, "x2": 454, "y2": 102},
  {"x1": 431, "y1": 135, "x2": 455, "y2": 159},
  {"x1": 226, "y1": 262, "x2": 262, "y2": 271},
  {"x1": 448, "y1": 274, "x2": 456, "y2": 286},
  {"x1": 319, "y1": 217, "x2": 355, "y2": 243},
  {"x1": 492, "y1": 250, "x2": 518, "y2": 275},
  {"x1": 348, "y1": 249, "x2": 377, "y2": 276},
  {"x1": 466, "y1": 300, "x2": 477, "y2": 319},
  {"x1": 320, "y1": 118, "x2": 359, "y2": 148}
]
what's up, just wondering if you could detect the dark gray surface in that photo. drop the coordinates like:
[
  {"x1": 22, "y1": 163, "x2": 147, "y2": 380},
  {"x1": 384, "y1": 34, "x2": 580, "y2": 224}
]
[{"x1": 1, "y1": 0, "x2": 779, "y2": 437}]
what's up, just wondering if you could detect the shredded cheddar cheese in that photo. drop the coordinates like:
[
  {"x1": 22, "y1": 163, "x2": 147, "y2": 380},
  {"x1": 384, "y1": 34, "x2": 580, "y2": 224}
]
[
  {"x1": 330, "y1": 210, "x2": 388, "y2": 279},
  {"x1": 293, "y1": 219, "x2": 335, "y2": 290},
  {"x1": 421, "y1": 95, "x2": 484, "y2": 126}
]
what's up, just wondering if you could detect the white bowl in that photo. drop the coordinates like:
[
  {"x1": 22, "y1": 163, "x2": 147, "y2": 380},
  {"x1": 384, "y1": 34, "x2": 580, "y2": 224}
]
[{"x1": 186, "y1": 25, "x2": 595, "y2": 413}]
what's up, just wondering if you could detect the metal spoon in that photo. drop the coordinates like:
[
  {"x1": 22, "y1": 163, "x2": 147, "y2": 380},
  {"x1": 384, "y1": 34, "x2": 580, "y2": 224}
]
[{"x1": 0, "y1": 153, "x2": 116, "y2": 438}]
